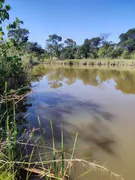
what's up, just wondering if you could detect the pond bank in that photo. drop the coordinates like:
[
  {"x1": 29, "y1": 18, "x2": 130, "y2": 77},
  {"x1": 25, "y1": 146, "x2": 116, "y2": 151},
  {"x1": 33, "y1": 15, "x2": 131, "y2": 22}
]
[{"x1": 42, "y1": 59, "x2": 135, "y2": 67}]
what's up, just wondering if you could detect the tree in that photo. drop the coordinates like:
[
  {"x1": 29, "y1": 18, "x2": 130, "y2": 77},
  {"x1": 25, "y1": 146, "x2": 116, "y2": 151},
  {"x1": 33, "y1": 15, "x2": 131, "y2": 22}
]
[
  {"x1": 89, "y1": 37, "x2": 102, "y2": 48},
  {"x1": 80, "y1": 39, "x2": 90, "y2": 58},
  {"x1": 26, "y1": 42, "x2": 44, "y2": 55},
  {"x1": 98, "y1": 45, "x2": 122, "y2": 58},
  {"x1": 60, "y1": 46, "x2": 77, "y2": 59},
  {"x1": 0, "y1": 0, "x2": 28, "y2": 94},
  {"x1": 98, "y1": 46, "x2": 106, "y2": 58},
  {"x1": 119, "y1": 28, "x2": 135, "y2": 51},
  {"x1": 59, "y1": 38, "x2": 77, "y2": 59},
  {"x1": 122, "y1": 49, "x2": 131, "y2": 59},
  {"x1": 46, "y1": 34, "x2": 63, "y2": 58},
  {"x1": 75, "y1": 37, "x2": 102, "y2": 59},
  {"x1": 64, "y1": 38, "x2": 76, "y2": 47},
  {"x1": 8, "y1": 27, "x2": 29, "y2": 45},
  {"x1": 75, "y1": 46, "x2": 83, "y2": 59},
  {"x1": 0, "y1": 0, "x2": 11, "y2": 41},
  {"x1": 109, "y1": 48, "x2": 123, "y2": 58},
  {"x1": 98, "y1": 34, "x2": 119, "y2": 58},
  {"x1": 100, "y1": 33, "x2": 110, "y2": 43},
  {"x1": 47, "y1": 34, "x2": 62, "y2": 44}
]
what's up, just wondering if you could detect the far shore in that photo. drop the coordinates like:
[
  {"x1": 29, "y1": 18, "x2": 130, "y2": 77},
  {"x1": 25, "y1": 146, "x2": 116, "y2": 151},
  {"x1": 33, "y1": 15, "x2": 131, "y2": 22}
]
[{"x1": 41, "y1": 59, "x2": 135, "y2": 67}]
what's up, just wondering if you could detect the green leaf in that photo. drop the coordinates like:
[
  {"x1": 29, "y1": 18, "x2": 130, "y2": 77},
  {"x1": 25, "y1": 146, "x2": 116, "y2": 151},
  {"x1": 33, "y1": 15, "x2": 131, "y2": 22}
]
[
  {"x1": 0, "y1": 31, "x2": 4, "y2": 36},
  {"x1": 15, "y1": 17, "x2": 19, "y2": 23},
  {"x1": 0, "y1": 2, "x2": 3, "y2": 8},
  {"x1": 4, "y1": 12, "x2": 9, "y2": 20},
  {"x1": 1, "y1": 0, "x2": 5, "y2": 3},
  {"x1": 6, "y1": 26, "x2": 9, "y2": 30},
  {"x1": 5, "y1": 5, "x2": 11, "y2": 11},
  {"x1": 20, "y1": 20, "x2": 23, "y2": 24}
]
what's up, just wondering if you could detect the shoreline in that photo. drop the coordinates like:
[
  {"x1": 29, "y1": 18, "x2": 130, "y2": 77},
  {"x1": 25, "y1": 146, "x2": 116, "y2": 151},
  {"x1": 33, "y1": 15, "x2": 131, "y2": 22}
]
[{"x1": 40, "y1": 59, "x2": 135, "y2": 67}]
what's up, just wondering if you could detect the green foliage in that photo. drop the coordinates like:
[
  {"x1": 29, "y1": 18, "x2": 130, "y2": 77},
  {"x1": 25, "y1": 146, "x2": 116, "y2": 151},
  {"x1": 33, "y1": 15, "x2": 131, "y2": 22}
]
[
  {"x1": 119, "y1": 28, "x2": 135, "y2": 51},
  {"x1": 46, "y1": 34, "x2": 63, "y2": 58},
  {"x1": 109, "y1": 48, "x2": 123, "y2": 58},
  {"x1": 98, "y1": 46, "x2": 106, "y2": 57},
  {"x1": 25, "y1": 42, "x2": 44, "y2": 54},
  {"x1": 8, "y1": 28, "x2": 29, "y2": 46},
  {"x1": 64, "y1": 38, "x2": 76, "y2": 47},
  {"x1": 60, "y1": 46, "x2": 77, "y2": 59},
  {"x1": 80, "y1": 39, "x2": 91, "y2": 58},
  {"x1": 0, "y1": 172, "x2": 14, "y2": 180},
  {"x1": 0, "y1": 0, "x2": 28, "y2": 95},
  {"x1": 122, "y1": 49, "x2": 131, "y2": 59},
  {"x1": 130, "y1": 51, "x2": 135, "y2": 59},
  {"x1": 42, "y1": 29, "x2": 135, "y2": 60}
]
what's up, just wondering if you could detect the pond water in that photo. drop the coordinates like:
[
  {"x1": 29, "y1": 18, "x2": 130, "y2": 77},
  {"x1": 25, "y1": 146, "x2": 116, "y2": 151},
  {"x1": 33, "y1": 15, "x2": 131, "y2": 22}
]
[{"x1": 26, "y1": 65, "x2": 135, "y2": 180}]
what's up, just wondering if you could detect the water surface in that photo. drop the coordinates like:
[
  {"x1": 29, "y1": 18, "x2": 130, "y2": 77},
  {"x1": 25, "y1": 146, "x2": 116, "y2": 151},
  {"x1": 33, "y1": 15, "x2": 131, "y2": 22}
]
[{"x1": 27, "y1": 65, "x2": 135, "y2": 180}]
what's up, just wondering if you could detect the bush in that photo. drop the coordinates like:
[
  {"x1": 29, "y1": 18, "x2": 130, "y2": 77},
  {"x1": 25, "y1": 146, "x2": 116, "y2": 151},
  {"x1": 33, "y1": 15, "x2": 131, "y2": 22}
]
[
  {"x1": 122, "y1": 49, "x2": 131, "y2": 59},
  {"x1": 130, "y1": 51, "x2": 135, "y2": 59},
  {"x1": 107, "y1": 48, "x2": 122, "y2": 58}
]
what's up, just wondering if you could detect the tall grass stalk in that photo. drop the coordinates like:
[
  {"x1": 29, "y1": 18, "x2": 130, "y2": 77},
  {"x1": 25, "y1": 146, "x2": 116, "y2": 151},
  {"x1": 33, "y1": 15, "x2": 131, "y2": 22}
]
[
  {"x1": 38, "y1": 117, "x2": 47, "y2": 180},
  {"x1": 61, "y1": 124, "x2": 64, "y2": 176},
  {"x1": 6, "y1": 115, "x2": 11, "y2": 161},
  {"x1": 50, "y1": 120, "x2": 59, "y2": 179},
  {"x1": 38, "y1": 116, "x2": 46, "y2": 155},
  {"x1": 64, "y1": 133, "x2": 78, "y2": 179},
  {"x1": 13, "y1": 103, "x2": 17, "y2": 156},
  {"x1": 26, "y1": 147, "x2": 35, "y2": 180}
]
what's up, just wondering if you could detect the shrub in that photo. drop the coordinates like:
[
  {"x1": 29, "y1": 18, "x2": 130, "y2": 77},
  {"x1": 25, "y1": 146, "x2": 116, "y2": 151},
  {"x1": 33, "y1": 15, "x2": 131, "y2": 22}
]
[{"x1": 122, "y1": 49, "x2": 131, "y2": 59}]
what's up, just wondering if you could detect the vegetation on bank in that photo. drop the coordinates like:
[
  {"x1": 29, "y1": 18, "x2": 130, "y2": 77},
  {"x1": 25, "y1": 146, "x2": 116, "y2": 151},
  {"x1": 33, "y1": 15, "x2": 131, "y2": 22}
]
[
  {"x1": 43, "y1": 32, "x2": 135, "y2": 61},
  {"x1": 19, "y1": 29, "x2": 135, "y2": 68},
  {"x1": 41, "y1": 58, "x2": 135, "y2": 67},
  {"x1": 22, "y1": 30, "x2": 135, "y2": 67}
]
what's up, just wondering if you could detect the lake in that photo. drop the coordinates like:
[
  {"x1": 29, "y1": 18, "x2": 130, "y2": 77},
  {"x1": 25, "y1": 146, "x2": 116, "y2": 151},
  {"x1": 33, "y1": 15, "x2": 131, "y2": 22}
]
[{"x1": 26, "y1": 65, "x2": 135, "y2": 180}]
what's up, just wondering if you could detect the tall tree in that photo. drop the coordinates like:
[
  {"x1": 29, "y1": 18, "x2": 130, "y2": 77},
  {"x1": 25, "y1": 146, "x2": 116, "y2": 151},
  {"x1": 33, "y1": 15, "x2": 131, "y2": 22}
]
[
  {"x1": 26, "y1": 42, "x2": 44, "y2": 55},
  {"x1": 64, "y1": 38, "x2": 76, "y2": 47},
  {"x1": 75, "y1": 37, "x2": 102, "y2": 59},
  {"x1": 8, "y1": 25, "x2": 29, "y2": 46},
  {"x1": 0, "y1": 0, "x2": 28, "y2": 92},
  {"x1": 60, "y1": 46, "x2": 77, "y2": 59},
  {"x1": 119, "y1": 28, "x2": 135, "y2": 51},
  {"x1": 89, "y1": 37, "x2": 102, "y2": 48},
  {"x1": 46, "y1": 34, "x2": 63, "y2": 58}
]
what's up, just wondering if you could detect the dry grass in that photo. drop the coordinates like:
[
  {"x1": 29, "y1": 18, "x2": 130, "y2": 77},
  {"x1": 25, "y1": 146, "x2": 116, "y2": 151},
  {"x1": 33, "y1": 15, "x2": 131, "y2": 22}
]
[
  {"x1": 42, "y1": 58, "x2": 135, "y2": 67},
  {"x1": 0, "y1": 126, "x2": 124, "y2": 180}
]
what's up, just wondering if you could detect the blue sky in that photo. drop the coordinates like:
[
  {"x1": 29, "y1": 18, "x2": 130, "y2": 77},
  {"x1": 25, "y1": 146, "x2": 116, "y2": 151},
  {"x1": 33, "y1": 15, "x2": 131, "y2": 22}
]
[{"x1": 6, "y1": 0, "x2": 135, "y2": 47}]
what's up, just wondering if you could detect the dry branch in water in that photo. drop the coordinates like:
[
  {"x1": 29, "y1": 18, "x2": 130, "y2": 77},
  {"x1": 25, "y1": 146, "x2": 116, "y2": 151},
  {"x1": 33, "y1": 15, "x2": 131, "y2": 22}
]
[
  {"x1": 22, "y1": 167, "x2": 69, "y2": 180},
  {"x1": 0, "y1": 158, "x2": 124, "y2": 180}
]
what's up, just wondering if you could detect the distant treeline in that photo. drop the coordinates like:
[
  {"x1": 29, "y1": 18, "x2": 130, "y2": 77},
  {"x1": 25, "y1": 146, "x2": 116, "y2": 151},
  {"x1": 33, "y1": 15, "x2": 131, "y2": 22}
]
[{"x1": 16, "y1": 28, "x2": 135, "y2": 62}]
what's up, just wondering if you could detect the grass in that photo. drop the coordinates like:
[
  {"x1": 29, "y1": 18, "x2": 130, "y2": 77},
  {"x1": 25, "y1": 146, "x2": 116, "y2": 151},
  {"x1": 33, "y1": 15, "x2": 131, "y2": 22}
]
[
  {"x1": 0, "y1": 118, "x2": 124, "y2": 180},
  {"x1": 0, "y1": 132, "x2": 124, "y2": 180},
  {"x1": 0, "y1": 171, "x2": 14, "y2": 180},
  {"x1": 41, "y1": 58, "x2": 135, "y2": 67},
  {"x1": 0, "y1": 89, "x2": 125, "y2": 180}
]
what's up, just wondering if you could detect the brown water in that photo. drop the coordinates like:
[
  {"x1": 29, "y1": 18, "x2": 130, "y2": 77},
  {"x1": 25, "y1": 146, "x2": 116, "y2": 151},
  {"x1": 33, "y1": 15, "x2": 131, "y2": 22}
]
[{"x1": 27, "y1": 65, "x2": 135, "y2": 180}]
